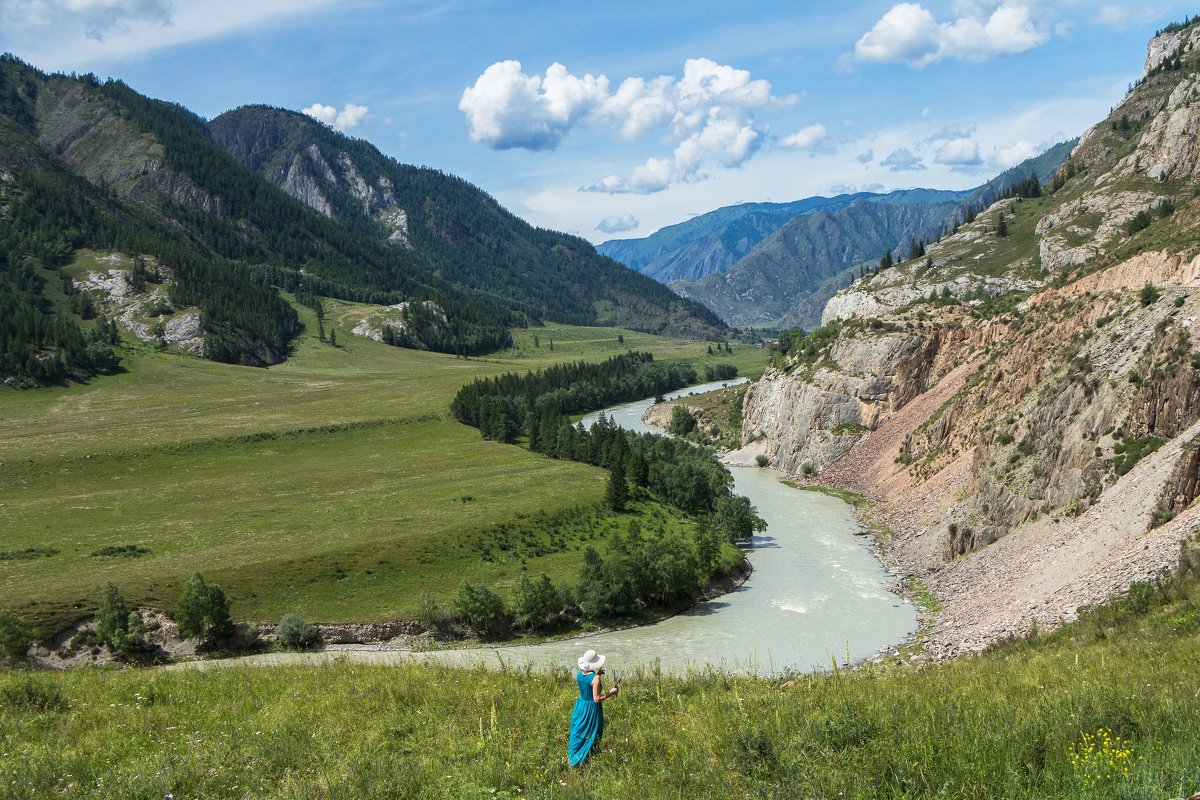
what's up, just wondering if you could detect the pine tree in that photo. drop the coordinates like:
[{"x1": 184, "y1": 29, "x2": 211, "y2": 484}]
[
  {"x1": 879, "y1": 249, "x2": 893, "y2": 271},
  {"x1": 329, "y1": 328, "x2": 337, "y2": 347},
  {"x1": 606, "y1": 459, "x2": 628, "y2": 512}
]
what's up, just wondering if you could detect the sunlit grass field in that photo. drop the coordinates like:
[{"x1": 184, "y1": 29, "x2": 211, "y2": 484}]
[
  {"x1": 1, "y1": 574, "x2": 1197, "y2": 799},
  {"x1": 0, "y1": 296, "x2": 768, "y2": 634}
]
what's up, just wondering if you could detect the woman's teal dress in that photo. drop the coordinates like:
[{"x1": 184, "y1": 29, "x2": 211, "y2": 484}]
[{"x1": 568, "y1": 669, "x2": 602, "y2": 766}]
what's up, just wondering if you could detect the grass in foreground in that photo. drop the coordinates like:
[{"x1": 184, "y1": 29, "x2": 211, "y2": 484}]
[{"x1": 2, "y1": 574, "x2": 1199, "y2": 799}]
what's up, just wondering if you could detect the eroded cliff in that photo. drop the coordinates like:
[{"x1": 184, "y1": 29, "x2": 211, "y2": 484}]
[{"x1": 736, "y1": 24, "x2": 1200, "y2": 658}]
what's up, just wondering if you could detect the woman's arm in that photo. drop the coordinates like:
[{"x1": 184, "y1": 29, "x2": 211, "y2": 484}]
[{"x1": 592, "y1": 673, "x2": 618, "y2": 702}]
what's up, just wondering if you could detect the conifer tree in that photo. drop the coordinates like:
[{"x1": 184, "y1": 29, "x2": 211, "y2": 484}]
[{"x1": 606, "y1": 459, "x2": 628, "y2": 512}]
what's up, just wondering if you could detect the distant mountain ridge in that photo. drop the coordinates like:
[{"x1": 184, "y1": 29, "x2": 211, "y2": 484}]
[
  {"x1": 600, "y1": 143, "x2": 1075, "y2": 329},
  {"x1": 597, "y1": 189, "x2": 972, "y2": 285}
]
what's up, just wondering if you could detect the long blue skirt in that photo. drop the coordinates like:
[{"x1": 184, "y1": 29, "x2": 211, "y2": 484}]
[{"x1": 568, "y1": 670, "x2": 603, "y2": 766}]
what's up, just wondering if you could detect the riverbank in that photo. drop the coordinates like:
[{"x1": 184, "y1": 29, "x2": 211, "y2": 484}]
[
  {"x1": 26, "y1": 557, "x2": 754, "y2": 671},
  {"x1": 774, "y1": 449, "x2": 1200, "y2": 661},
  {"x1": 5, "y1": 570, "x2": 1199, "y2": 799}
]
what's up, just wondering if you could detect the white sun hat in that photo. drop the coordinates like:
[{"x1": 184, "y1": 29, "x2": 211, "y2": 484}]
[{"x1": 577, "y1": 649, "x2": 606, "y2": 672}]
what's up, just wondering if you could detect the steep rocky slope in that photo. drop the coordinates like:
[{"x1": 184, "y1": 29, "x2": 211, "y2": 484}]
[
  {"x1": 210, "y1": 106, "x2": 726, "y2": 339},
  {"x1": 736, "y1": 23, "x2": 1200, "y2": 657}
]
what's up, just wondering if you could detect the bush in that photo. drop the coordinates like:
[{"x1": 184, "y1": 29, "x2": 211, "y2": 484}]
[
  {"x1": 511, "y1": 573, "x2": 562, "y2": 630},
  {"x1": 755, "y1": 454, "x2": 769, "y2": 467},
  {"x1": 669, "y1": 405, "x2": 697, "y2": 436},
  {"x1": 0, "y1": 609, "x2": 33, "y2": 661},
  {"x1": 277, "y1": 614, "x2": 320, "y2": 650},
  {"x1": 1126, "y1": 211, "x2": 1153, "y2": 235},
  {"x1": 95, "y1": 582, "x2": 130, "y2": 648},
  {"x1": 1140, "y1": 283, "x2": 1160, "y2": 306},
  {"x1": 174, "y1": 572, "x2": 233, "y2": 644},
  {"x1": 452, "y1": 581, "x2": 507, "y2": 637}
]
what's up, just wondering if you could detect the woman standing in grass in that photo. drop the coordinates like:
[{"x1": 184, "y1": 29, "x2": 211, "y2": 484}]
[{"x1": 568, "y1": 649, "x2": 619, "y2": 767}]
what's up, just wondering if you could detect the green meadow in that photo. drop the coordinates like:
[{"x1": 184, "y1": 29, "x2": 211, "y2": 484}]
[
  {"x1": 0, "y1": 296, "x2": 767, "y2": 635},
  {"x1": 1, "y1": 570, "x2": 1198, "y2": 799}
]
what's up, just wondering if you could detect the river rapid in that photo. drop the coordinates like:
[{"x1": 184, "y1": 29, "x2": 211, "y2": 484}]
[{"x1": 187, "y1": 380, "x2": 917, "y2": 676}]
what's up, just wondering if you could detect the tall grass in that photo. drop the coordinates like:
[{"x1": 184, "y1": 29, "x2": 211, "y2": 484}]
[{"x1": 2, "y1": 575, "x2": 1198, "y2": 799}]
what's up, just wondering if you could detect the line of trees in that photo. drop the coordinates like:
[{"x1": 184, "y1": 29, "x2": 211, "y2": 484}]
[
  {"x1": 447, "y1": 515, "x2": 740, "y2": 637},
  {"x1": 446, "y1": 351, "x2": 761, "y2": 637},
  {"x1": 451, "y1": 351, "x2": 736, "y2": 443}
]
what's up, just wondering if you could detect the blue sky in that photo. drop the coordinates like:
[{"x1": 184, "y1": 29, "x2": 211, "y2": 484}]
[{"x1": 0, "y1": 1, "x2": 1194, "y2": 243}]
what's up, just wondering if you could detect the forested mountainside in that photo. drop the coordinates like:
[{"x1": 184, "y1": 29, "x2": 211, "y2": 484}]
[
  {"x1": 0, "y1": 88, "x2": 299, "y2": 379},
  {"x1": 208, "y1": 105, "x2": 725, "y2": 338},
  {"x1": 0, "y1": 58, "x2": 725, "y2": 384},
  {"x1": 736, "y1": 21, "x2": 1200, "y2": 658},
  {"x1": 669, "y1": 146, "x2": 1074, "y2": 330},
  {"x1": 596, "y1": 189, "x2": 971, "y2": 285}
]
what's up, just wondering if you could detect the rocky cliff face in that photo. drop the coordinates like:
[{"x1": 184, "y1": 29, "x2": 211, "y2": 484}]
[
  {"x1": 33, "y1": 78, "x2": 224, "y2": 214},
  {"x1": 736, "y1": 23, "x2": 1200, "y2": 657},
  {"x1": 210, "y1": 110, "x2": 413, "y2": 246}
]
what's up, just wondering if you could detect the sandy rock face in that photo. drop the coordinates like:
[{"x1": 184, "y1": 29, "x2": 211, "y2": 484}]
[
  {"x1": 742, "y1": 331, "x2": 936, "y2": 474},
  {"x1": 351, "y1": 301, "x2": 450, "y2": 349},
  {"x1": 74, "y1": 260, "x2": 208, "y2": 356},
  {"x1": 1140, "y1": 75, "x2": 1200, "y2": 181}
]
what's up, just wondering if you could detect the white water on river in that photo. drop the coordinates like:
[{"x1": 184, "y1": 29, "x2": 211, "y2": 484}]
[{"x1": 186, "y1": 380, "x2": 917, "y2": 675}]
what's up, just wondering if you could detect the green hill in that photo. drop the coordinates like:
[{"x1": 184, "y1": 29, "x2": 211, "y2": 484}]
[{"x1": 209, "y1": 105, "x2": 726, "y2": 337}]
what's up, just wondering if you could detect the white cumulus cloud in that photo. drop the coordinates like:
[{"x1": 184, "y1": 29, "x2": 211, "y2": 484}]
[
  {"x1": 851, "y1": 2, "x2": 1049, "y2": 68},
  {"x1": 992, "y1": 138, "x2": 1043, "y2": 168},
  {"x1": 934, "y1": 137, "x2": 982, "y2": 166},
  {"x1": 780, "y1": 123, "x2": 835, "y2": 155},
  {"x1": 595, "y1": 214, "x2": 640, "y2": 234},
  {"x1": 461, "y1": 57, "x2": 791, "y2": 193},
  {"x1": 303, "y1": 102, "x2": 370, "y2": 131}
]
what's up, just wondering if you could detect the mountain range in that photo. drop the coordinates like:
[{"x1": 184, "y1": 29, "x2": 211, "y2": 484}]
[
  {"x1": 0, "y1": 56, "x2": 724, "y2": 382},
  {"x1": 599, "y1": 143, "x2": 1075, "y2": 329}
]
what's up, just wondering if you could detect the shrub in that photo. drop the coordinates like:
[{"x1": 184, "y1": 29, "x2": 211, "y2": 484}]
[
  {"x1": 277, "y1": 615, "x2": 320, "y2": 650},
  {"x1": 452, "y1": 581, "x2": 507, "y2": 637},
  {"x1": 174, "y1": 572, "x2": 233, "y2": 644},
  {"x1": 1126, "y1": 211, "x2": 1153, "y2": 235},
  {"x1": 668, "y1": 405, "x2": 697, "y2": 436},
  {"x1": 755, "y1": 454, "x2": 769, "y2": 467},
  {"x1": 1140, "y1": 283, "x2": 1160, "y2": 306},
  {"x1": 511, "y1": 573, "x2": 562, "y2": 630},
  {"x1": 0, "y1": 609, "x2": 33, "y2": 661},
  {"x1": 95, "y1": 582, "x2": 130, "y2": 648}
]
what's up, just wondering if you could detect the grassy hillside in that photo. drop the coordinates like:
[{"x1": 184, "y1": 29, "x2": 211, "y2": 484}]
[
  {"x1": 0, "y1": 299, "x2": 766, "y2": 635},
  {"x1": 1, "y1": 569, "x2": 1197, "y2": 798}
]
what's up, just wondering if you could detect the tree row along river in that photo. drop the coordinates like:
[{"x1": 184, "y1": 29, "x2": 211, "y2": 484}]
[{"x1": 189, "y1": 379, "x2": 917, "y2": 676}]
